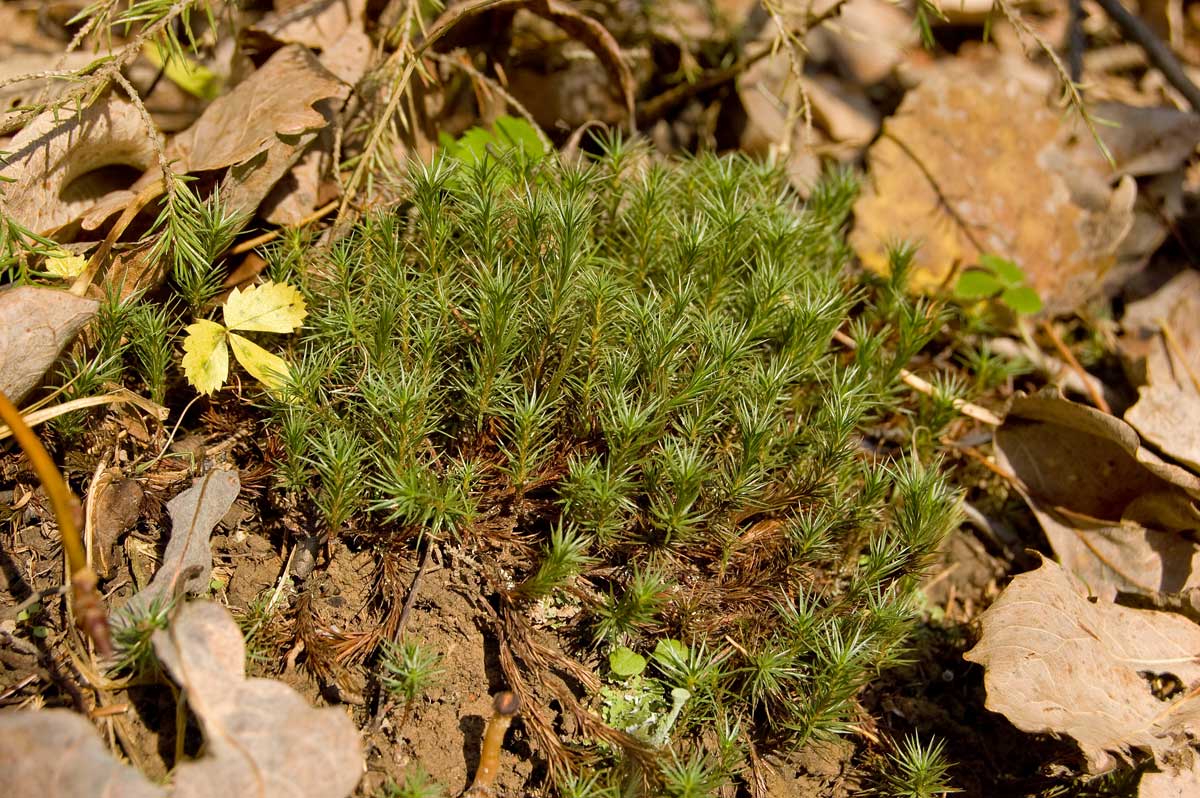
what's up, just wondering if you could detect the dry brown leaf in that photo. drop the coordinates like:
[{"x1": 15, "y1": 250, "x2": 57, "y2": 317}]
[
  {"x1": 1139, "y1": 758, "x2": 1200, "y2": 797},
  {"x1": 0, "y1": 710, "x2": 166, "y2": 798},
  {"x1": 1120, "y1": 270, "x2": 1200, "y2": 393},
  {"x1": 995, "y1": 391, "x2": 1200, "y2": 598},
  {"x1": 964, "y1": 556, "x2": 1200, "y2": 773},
  {"x1": 82, "y1": 45, "x2": 349, "y2": 233},
  {"x1": 153, "y1": 600, "x2": 363, "y2": 798},
  {"x1": 850, "y1": 63, "x2": 1135, "y2": 312},
  {"x1": 1063, "y1": 103, "x2": 1200, "y2": 179},
  {"x1": 0, "y1": 94, "x2": 158, "y2": 235},
  {"x1": 91, "y1": 468, "x2": 145, "y2": 579},
  {"x1": 1126, "y1": 385, "x2": 1200, "y2": 473},
  {"x1": 169, "y1": 44, "x2": 346, "y2": 174},
  {"x1": 0, "y1": 600, "x2": 362, "y2": 798},
  {"x1": 257, "y1": 7, "x2": 371, "y2": 225},
  {"x1": 0, "y1": 286, "x2": 98, "y2": 404},
  {"x1": 119, "y1": 469, "x2": 239, "y2": 619},
  {"x1": 249, "y1": 0, "x2": 365, "y2": 51}
]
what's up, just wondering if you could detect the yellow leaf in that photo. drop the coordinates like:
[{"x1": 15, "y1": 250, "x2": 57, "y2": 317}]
[
  {"x1": 142, "y1": 43, "x2": 222, "y2": 101},
  {"x1": 222, "y1": 282, "x2": 308, "y2": 333},
  {"x1": 182, "y1": 319, "x2": 229, "y2": 395},
  {"x1": 44, "y1": 248, "x2": 87, "y2": 279},
  {"x1": 229, "y1": 333, "x2": 291, "y2": 392}
]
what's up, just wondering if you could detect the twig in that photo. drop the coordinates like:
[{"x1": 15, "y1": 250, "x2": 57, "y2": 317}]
[
  {"x1": 831, "y1": 330, "x2": 1003, "y2": 426},
  {"x1": 229, "y1": 199, "x2": 339, "y2": 256},
  {"x1": 0, "y1": 390, "x2": 168, "y2": 442},
  {"x1": 637, "y1": 44, "x2": 773, "y2": 125},
  {"x1": 1092, "y1": 0, "x2": 1200, "y2": 111},
  {"x1": 0, "y1": 390, "x2": 111, "y2": 655},
  {"x1": 396, "y1": 541, "x2": 432, "y2": 640},
  {"x1": 1158, "y1": 318, "x2": 1200, "y2": 395},
  {"x1": 1039, "y1": 320, "x2": 1111, "y2": 414}
]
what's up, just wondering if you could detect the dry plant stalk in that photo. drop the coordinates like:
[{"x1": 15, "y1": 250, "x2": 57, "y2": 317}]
[
  {"x1": 467, "y1": 690, "x2": 521, "y2": 795},
  {"x1": 0, "y1": 389, "x2": 112, "y2": 655}
]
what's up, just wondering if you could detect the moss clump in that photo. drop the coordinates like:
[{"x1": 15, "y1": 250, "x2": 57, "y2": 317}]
[{"x1": 270, "y1": 138, "x2": 958, "y2": 793}]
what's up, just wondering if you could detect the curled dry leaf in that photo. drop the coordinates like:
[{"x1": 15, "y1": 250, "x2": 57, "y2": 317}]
[
  {"x1": 253, "y1": 0, "x2": 371, "y2": 224},
  {"x1": 1118, "y1": 269, "x2": 1200, "y2": 473},
  {"x1": 1126, "y1": 386, "x2": 1200, "y2": 473},
  {"x1": 1061, "y1": 103, "x2": 1200, "y2": 180},
  {"x1": 850, "y1": 62, "x2": 1138, "y2": 313},
  {"x1": 0, "y1": 285, "x2": 98, "y2": 405},
  {"x1": 118, "y1": 469, "x2": 239, "y2": 620},
  {"x1": 0, "y1": 709, "x2": 166, "y2": 798},
  {"x1": 81, "y1": 44, "x2": 348, "y2": 231},
  {"x1": 995, "y1": 390, "x2": 1200, "y2": 599},
  {"x1": 0, "y1": 94, "x2": 158, "y2": 235},
  {"x1": 170, "y1": 44, "x2": 346, "y2": 174},
  {"x1": 0, "y1": 601, "x2": 362, "y2": 798},
  {"x1": 964, "y1": 557, "x2": 1200, "y2": 775},
  {"x1": 153, "y1": 600, "x2": 363, "y2": 798}
]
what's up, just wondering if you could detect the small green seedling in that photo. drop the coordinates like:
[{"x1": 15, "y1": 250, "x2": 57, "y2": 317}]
[
  {"x1": 608, "y1": 645, "x2": 647, "y2": 679},
  {"x1": 439, "y1": 114, "x2": 546, "y2": 166},
  {"x1": 380, "y1": 639, "x2": 443, "y2": 707},
  {"x1": 953, "y1": 254, "x2": 1042, "y2": 315}
]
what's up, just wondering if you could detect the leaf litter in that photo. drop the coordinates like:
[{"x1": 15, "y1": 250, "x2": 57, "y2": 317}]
[
  {"x1": 965, "y1": 557, "x2": 1200, "y2": 777},
  {"x1": 118, "y1": 468, "x2": 240, "y2": 620},
  {"x1": 0, "y1": 600, "x2": 362, "y2": 798}
]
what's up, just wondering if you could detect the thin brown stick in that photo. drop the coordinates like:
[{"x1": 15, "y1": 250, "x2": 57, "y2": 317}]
[
  {"x1": 831, "y1": 330, "x2": 1003, "y2": 426},
  {"x1": 1093, "y1": 0, "x2": 1200, "y2": 111},
  {"x1": 0, "y1": 390, "x2": 111, "y2": 655},
  {"x1": 1039, "y1": 320, "x2": 1111, "y2": 414},
  {"x1": 229, "y1": 199, "x2": 339, "y2": 256}
]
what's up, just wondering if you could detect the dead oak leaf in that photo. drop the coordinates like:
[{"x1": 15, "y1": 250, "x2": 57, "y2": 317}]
[
  {"x1": 964, "y1": 557, "x2": 1200, "y2": 773},
  {"x1": 118, "y1": 469, "x2": 239, "y2": 620},
  {"x1": 0, "y1": 600, "x2": 363, "y2": 798},
  {"x1": 0, "y1": 710, "x2": 166, "y2": 798},
  {"x1": 995, "y1": 391, "x2": 1200, "y2": 599},
  {"x1": 168, "y1": 44, "x2": 346, "y2": 174},
  {"x1": 153, "y1": 601, "x2": 363, "y2": 798},
  {"x1": 850, "y1": 63, "x2": 1134, "y2": 313},
  {"x1": 0, "y1": 285, "x2": 98, "y2": 404},
  {"x1": 0, "y1": 95, "x2": 158, "y2": 235}
]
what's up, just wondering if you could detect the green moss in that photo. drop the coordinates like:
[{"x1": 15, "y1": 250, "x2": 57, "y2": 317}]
[{"x1": 271, "y1": 139, "x2": 959, "y2": 792}]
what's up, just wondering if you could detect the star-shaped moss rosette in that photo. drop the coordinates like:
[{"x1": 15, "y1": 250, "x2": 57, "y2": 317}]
[{"x1": 182, "y1": 281, "x2": 307, "y2": 395}]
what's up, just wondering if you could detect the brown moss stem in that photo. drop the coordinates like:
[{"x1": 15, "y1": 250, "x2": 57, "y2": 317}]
[{"x1": 468, "y1": 691, "x2": 521, "y2": 795}]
